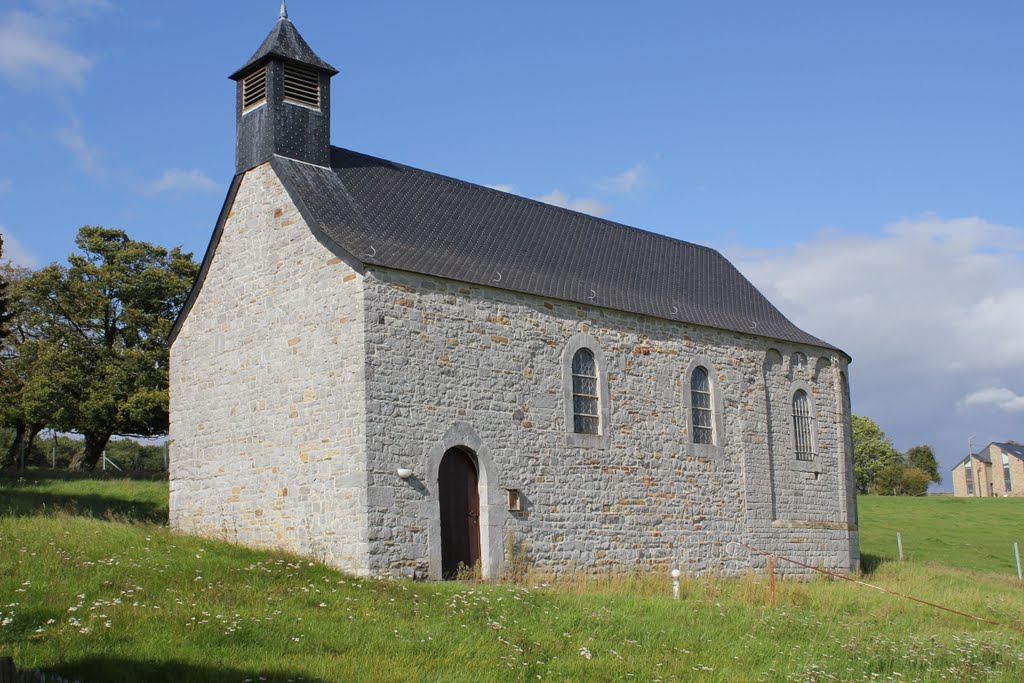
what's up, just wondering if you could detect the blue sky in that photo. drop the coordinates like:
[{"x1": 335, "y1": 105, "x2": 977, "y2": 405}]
[{"x1": 1, "y1": 0, "x2": 1022, "y2": 484}]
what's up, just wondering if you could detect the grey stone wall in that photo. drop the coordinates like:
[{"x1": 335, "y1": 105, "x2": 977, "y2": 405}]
[
  {"x1": 170, "y1": 162, "x2": 857, "y2": 580},
  {"x1": 169, "y1": 163, "x2": 370, "y2": 572},
  {"x1": 360, "y1": 268, "x2": 858, "y2": 578}
]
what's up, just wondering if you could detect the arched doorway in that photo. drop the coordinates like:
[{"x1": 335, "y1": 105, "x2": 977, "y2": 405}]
[{"x1": 438, "y1": 447, "x2": 481, "y2": 579}]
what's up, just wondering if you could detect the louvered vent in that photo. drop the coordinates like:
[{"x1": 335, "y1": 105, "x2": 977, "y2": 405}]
[
  {"x1": 242, "y1": 65, "x2": 268, "y2": 112},
  {"x1": 283, "y1": 63, "x2": 320, "y2": 109}
]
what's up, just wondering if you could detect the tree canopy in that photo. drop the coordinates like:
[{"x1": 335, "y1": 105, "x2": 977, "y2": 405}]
[
  {"x1": 905, "y1": 444, "x2": 941, "y2": 485},
  {"x1": 852, "y1": 415, "x2": 941, "y2": 496},
  {"x1": 0, "y1": 234, "x2": 12, "y2": 342},
  {"x1": 13, "y1": 227, "x2": 197, "y2": 469},
  {"x1": 851, "y1": 414, "x2": 902, "y2": 494}
]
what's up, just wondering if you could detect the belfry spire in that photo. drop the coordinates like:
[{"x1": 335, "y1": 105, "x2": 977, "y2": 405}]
[{"x1": 230, "y1": 5, "x2": 338, "y2": 173}]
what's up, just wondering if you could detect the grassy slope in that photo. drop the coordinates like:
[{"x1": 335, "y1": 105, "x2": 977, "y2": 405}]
[
  {"x1": 858, "y1": 495, "x2": 1024, "y2": 575},
  {"x1": 1, "y1": 475, "x2": 1023, "y2": 682}
]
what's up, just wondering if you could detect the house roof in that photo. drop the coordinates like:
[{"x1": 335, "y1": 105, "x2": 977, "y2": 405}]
[
  {"x1": 258, "y1": 148, "x2": 843, "y2": 353},
  {"x1": 229, "y1": 15, "x2": 337, "y2": 80},
  {"x1": 995, "y1": 442, "x2": 1024, "y2": 461},
  {"x1": 954, "y1": 443, "x2": 1024, "y2": 469}
]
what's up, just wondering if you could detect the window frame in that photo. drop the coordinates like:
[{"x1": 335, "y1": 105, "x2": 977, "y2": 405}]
[
  {"x1": 681, "y1": 355, "x2": 725, "y2": 458},
  {"x1": 562, "y1": 333, "x2": 610, "y2": 449},
  {"x1": 690, "y1": 366, "x2": 714, "y2": 445},
  {"x1": 789, "y1": 379, "x2": 819, "y2": 471},
  {"x1": 571, "y1": 348, "x2": 600, "y2": 435}
]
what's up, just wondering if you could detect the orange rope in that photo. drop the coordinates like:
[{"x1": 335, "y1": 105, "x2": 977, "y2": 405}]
[{"x1": 737, "y1": 542, "x2": 1024, "y2": 635}]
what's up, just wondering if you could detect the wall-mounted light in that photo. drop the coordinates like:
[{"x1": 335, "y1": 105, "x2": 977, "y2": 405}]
[{"x1": 397, "y1": 468, "x2": 414, "y2": 480}]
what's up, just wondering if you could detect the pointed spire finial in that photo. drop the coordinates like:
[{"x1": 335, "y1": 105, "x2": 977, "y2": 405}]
[{"x1": 279, "y1": 0, "x2": 288, "y2": 20}]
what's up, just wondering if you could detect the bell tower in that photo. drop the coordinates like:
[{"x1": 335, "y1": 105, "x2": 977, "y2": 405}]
[{"x1": 229, "y1": 2, "x2": 338, "y2": 173}]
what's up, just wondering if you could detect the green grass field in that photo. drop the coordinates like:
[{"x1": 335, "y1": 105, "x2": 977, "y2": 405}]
[
  {"x1": 858, "y1": 495, "x2": 1024, "y2": 576},
  {"x1": 1, "y1": 473, "x2": 1022, "y2": 682}
]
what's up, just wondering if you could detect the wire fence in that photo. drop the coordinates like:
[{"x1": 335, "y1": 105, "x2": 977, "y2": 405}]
[{"x1": 734, "y1": 542, "x2": 1024, "y2": 636}]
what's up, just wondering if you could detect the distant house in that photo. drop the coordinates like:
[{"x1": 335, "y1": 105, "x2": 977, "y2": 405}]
[{"x1": 951, "y1": 443, "x2": 1024, "y2": 497}]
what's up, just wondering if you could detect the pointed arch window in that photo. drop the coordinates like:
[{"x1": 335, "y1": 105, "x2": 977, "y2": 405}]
[
  {"x1": 1003, "y1": 452, "x2": 1012, "y2": 493},
  {"x1": 965, "y1": 459, "x2": 974, "y2": 495},
  {"x1": 572, "y1": 348, "x2": 600, "y2": 435},
  {"x1": 792, "y1": 389, "x2": 815, "y2": 461},
  {"x1": 690, "y1": 366, "x2": 714, "y2": 445}
]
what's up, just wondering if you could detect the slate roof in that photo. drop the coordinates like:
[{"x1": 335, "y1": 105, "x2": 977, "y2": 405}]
[
  {"x1": 961, "y1": 452, "x2": 991, "y2": 466},
  {"x1": 955, "y1": 443, "x2": 1024, "y2": 469},
  {"x1": 995, "y1": 443, "x2": 1024, "y2": 461},
  {"x1": 230, "y1": 16, "x2": 337, "y2": 80},
  {"x1": 260, "y1": 148, "x2": 841, "y2": 352}
]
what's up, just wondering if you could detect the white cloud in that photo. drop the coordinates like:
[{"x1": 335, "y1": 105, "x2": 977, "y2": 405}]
[
  {"x1": 485, "y1": 183, "x2": 520, "y2": 195},
  {"x1": 731, "y1": 216, "x2": 1024, "y2": 370},
  {"x1": 56, "y1": 115, "x2": 102, "y2": 176},
  {"x1": 0, "y1": 226, "x2": 38, "y2": 267},
  {"x1": 599, "y1": 163, "x2": 647, "y2": 193},
  {"x1": 0, "y1": 178, "x2": 12, "y2": 193},
  {"x1": 144, "y1": 169, "x2": 220, "y2": 195},
  {"x1": 0, "y1": 10, "x2": 94, "y2": 89},
  {"x1": 726, "y1": 215, "x2": 1024, "y2": 473},
  {"x1": 536, "y1": 189, "x2": 610, "y2": 218},
  {"x1": 962, "y1": 388, "x2": 1024, "y2": 414}
]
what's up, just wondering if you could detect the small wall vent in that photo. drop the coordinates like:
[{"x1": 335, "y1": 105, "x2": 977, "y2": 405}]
[
  {"x1": 242, "y1": 65, "x2": 268, "y2": 112},
  {"x1": 283, "y1": 62, "x2": 320, "y2": 109}
]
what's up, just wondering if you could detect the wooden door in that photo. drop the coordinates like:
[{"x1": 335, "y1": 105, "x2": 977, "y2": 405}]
[{"x1": 439, "y1": 447, "x2": 481, "y2": 579}]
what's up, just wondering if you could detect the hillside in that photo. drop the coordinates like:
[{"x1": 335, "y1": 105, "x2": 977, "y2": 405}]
[
  {"x1": 858, "y1": 495, "x2": 1024, "y2": 576},
  {"x1": 1, "y1": 474, "x2": 1022, "y2": 682}
]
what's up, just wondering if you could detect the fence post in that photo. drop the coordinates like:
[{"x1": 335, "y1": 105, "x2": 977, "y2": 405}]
[
  {"x1": 897, "y1": 532, "x2": 904, "y2": 561},
  {"x1": 768, "y1": 556, "x2": 776, "y2": 608},
  {"x1": 1015, "y1": 543, "x2": 1022, "y2": 581}
]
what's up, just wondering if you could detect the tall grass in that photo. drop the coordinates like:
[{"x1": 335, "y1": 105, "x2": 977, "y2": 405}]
[{"x1": 1, "y1": 475, "x2": 1022, "y2": 682}]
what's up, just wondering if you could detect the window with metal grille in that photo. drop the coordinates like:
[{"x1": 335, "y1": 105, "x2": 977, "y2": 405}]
[
  {"x1": 572, "y1": 348, "x2": 599, "y2": 434},
  {"x1": 690, "y1": 366, "x2": 714, "y2": 445},
  {"x1": 792, "y1": 389, "x2": 814, "y2": 461},
  {"x1": 965, "y1": 460, "x2": 974, "y2": 495},
  {"x1": 242, "y1": 65, "x2": 268, "y2": 112},
  {"x1": 283, "y1": 62, "x2": 320, "y2": 109},
  {"x1": 1004, "y1": 453, "x2": 1012, "y2": 492}
]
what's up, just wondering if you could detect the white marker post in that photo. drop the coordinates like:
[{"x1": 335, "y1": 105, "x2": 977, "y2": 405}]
[
  {"x1": 671, "y1": 568, "x2": 680, "y2": 600},
  {"x1": 897, "y1": 532, "x2": 904, "y2": 561},
  {"x1": 1015, "y1": 543, "x2": 1022, "y2": 582}
]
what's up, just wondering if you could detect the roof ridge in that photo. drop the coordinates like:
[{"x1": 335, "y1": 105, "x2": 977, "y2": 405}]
[{"x1": 329, "y1": 145, "x2": 719, "y2": 256}]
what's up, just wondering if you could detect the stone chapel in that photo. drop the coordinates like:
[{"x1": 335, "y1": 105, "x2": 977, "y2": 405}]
[{"x1": 168, "y1": 5, "x2": 860, "y2": 579}]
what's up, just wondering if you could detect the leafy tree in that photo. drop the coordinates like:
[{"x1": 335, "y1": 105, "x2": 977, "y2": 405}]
[
  {"x1": 18, "y1": 227, "x2": 198, "y2": 470},
  {"x1": 870, "y1": 462, "x2": 930, "y2": 496},
  {"x1": 0, "y1": 262, "x2": 50, "y2": 469},
  {"x1": 905, "y1": 444, "x2": 941, "y2": 485},
  {"x1": 899, "y1": 467, "x2": 933, "y2": 496},
  {"x1": 851, "y1": 414, "x2": 902, "y2": 494},
  {"x1": 0, "y1": 234, "x2": 13, "y2": 342}
]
